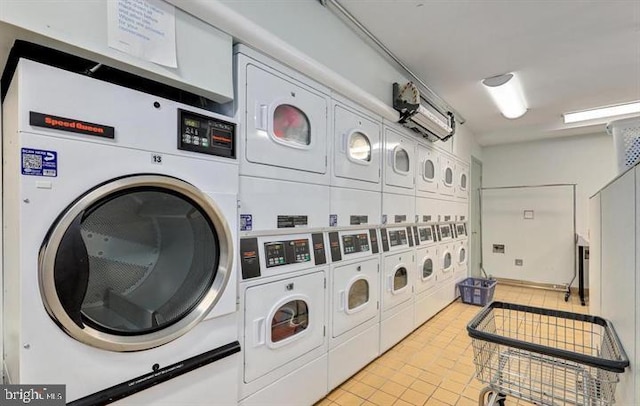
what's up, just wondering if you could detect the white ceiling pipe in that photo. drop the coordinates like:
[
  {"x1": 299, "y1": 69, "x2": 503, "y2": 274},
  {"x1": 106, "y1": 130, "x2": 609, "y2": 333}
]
[{"x1": 166, "y1": 0, "x2": 399, "y2": 122}]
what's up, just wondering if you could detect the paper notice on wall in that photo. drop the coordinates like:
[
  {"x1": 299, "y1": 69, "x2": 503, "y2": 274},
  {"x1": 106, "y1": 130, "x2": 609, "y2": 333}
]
[{"x1": 107, "y1": 0, "x2": 177, "y2": 68}]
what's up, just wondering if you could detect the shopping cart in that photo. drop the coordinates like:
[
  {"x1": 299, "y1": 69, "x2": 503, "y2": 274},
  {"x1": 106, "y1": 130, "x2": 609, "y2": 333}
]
[{"x1": 467, "y1": 302, "x2": 629, "y2": 406}]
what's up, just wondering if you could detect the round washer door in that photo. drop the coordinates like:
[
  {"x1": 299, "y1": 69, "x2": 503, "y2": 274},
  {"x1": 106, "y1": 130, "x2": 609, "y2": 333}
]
[{"x1": 39, "y1": 175, "x2": 233, "y2": 352}]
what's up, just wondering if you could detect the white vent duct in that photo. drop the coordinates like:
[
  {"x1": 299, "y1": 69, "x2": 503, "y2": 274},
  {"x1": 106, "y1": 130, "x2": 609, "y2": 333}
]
[{"x1": 393, "y1": 82, "x2": 455, "y2": 142}]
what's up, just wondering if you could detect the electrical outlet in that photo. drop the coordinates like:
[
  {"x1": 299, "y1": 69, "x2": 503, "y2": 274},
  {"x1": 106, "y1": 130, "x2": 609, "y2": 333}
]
[{"x1": 515, "y1": 259, "x2": 523, "y2": 266}]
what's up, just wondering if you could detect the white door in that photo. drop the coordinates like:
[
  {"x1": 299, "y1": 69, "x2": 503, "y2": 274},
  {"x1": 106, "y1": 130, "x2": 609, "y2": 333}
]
[
  {"x1": 382, "y1": 251, "x2": 414, "y2": 311},
  {"x1": 439, "y1": 244, "x2": 454, "y2": 282},
  {"x1": 384, "y1": 127, "x2": 415, "y2": 191},
  {"x1": 416, "y1": 144, "x2": 439, "y2": 195},
  {"x1": 333, "y1": 104, "x2": 381, "y2": 186},
  {"x1": 245, "y1": 65, "x2": 328, "y2": 174},
  {"x1": 456, "y1": 241, "x2": 468, "y2": 277},
  {"x1": 440, "y1": 156, "x2": 455, "y2": 197},
  {"x1": 243, "y1": 271, "x2": 325, "y2": 383},
  {"x1": 331, "y1": 258, "x2": 379, "y2": 338},
  {"x1": 416, "y1": 246, "x2": 437, "y2": 294},
  {"x1": 455, "y1": 163, "x2": 469, "y2": 200}
]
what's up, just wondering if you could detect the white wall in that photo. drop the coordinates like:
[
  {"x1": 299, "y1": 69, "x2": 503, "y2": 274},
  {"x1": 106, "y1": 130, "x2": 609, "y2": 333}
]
[{"x1": 482, "y1": 133, "x2": 616, "y2": 237}]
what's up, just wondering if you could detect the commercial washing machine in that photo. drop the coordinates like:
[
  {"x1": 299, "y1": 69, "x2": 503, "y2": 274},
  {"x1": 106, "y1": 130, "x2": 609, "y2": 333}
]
[
  {"x1": 235, "y1": 45, "x2": 331, "y2": 231},
  {"x1": 326, "y1": 228, "x2": 381, "y2": 390},
  {"x1": 379, "y1": 225, "x2": 416, "y2": 353},
  {"x1": 330, "y1": 96, "x2": 382, "y2": 227},
  {"x1": 2, "y1": 58, "x2": 240, "y2": 404},
  {"x1": 414, "y1": 197, "x2": 441, "y2": 327},
  {"x1": 238, "y1": 231, "x2": 328, "y2": 406}
]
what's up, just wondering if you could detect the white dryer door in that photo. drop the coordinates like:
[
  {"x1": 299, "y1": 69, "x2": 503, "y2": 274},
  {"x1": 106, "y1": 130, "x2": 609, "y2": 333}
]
[
  {"x1": 245, "y1": 65, "x2": 328, "y2": 174},
  {"x1": 416, "y1": 247, "x2": 437, "y2": 294},
  {"x1": 333, "y1": 105, "x2": 381, "y2": 184},
  {"x1": 440, "y1": 245, "x2": 454, "y2": 281},
  {"x1": 382, "y1": 251, "x2": 414, "y2": 311},
  {"x1": 456, "y1": 163, "x2": 469, "y2": 200},
  {"x1": 440, "y1": 157, "x2": 455, "y2": 196},
  {"x1": 416, "y1": 145, "x2": 439, "y2": 195},
  {"x1": 39, "y1": 175, "x2": 234, "y2": 352},
  {"x1": 244, "y1": 270, "x2": 325, "y2": 383},
  {"x1": 384, "y1": 128, "x2": 415, "y2": 190},
  {"x1": 331, "y1": 258, "x2": 379, "y2": 338}
]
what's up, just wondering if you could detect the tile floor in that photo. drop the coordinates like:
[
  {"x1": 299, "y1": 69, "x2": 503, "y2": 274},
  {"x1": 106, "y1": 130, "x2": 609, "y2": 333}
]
[{"x1": 316, "y1": 284, "x2": 588, "y2": 406}]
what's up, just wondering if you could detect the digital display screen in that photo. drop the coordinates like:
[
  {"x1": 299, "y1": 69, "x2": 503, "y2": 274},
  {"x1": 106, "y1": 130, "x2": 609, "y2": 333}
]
[
  {"x1": 419, "y1": 227, "x2": 432, "y2": 242},
  {"x1": 184, "y1": 118, "x2": 199, "y2": 128},
  {"x1": 264, "y1": 239, "x2": 310, "y2": 268},
  {"x1": 389, "y1": 230, "x2": 408, "y2": 247},
  {"x1": 265, "y1": 242, "x2": 285, "y2": 268},
  {"x1": 342, "y1": 233, "x2": 370, "y2": 254},
  {"x1": 178, "y1": 110, "x2": 236, "y2": 158}
]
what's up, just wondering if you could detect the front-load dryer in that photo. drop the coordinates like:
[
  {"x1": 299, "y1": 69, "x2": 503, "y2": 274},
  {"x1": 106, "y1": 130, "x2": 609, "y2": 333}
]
[
  {"x1": 455, "y1": 160, "x2": 469, "y2": 201},
  {"x1": 453, "y1": 239, "x2": 469, "y2": 297},
  {"x1": 439, "y1": 154, "x2": 455, "y2": 199},
  {"x1": 2, "y1": 59, "x2": 240, "y2": 404},
  {"x1": 234, "y1": 45, "x2": 330, "y2": 186},
  {"x1": 413, "y1": 221, "x2": 440, "y2": 327},
  {"x1": 238, "y1": 231, "x2": 328, "y2": 406},
  {"x1": 326, "y1": 228, "x2": 381, "y2": 390},
  {"x1": 379, "y1": 225, "x2": 415, "y2": 353},
  {"x1": 416, "y1": 142, "x2": 440, "y2": 197},
  {"x1": 434, "y1": 224, "x2": 456, "y2": 309},
  {"x1": 382, "y1": 123, "x2": 416, "y2": 196}
]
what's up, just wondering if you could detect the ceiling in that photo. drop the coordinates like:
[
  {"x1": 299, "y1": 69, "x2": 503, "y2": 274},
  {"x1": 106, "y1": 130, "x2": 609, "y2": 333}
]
[{"x1": 339, "y1": 0, "x2": 640, "y2": 145}]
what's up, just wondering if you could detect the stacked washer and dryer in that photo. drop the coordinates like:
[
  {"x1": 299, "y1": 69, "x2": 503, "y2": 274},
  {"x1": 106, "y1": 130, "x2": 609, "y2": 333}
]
[
  {"x1": 234, "y1": 45, "x2": 331, "y2": 406},
  {"x1": 2, "y1": 57, "x2": 241, "y2": 404},
  {"x1": 327, "y1": 97, "x2": 383, "y2": 390}
]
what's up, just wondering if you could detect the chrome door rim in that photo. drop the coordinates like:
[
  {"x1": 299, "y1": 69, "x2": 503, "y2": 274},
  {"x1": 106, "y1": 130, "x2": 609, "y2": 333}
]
[{"x1": 38, "y1": 175, "x2": 233, "y2": 352}]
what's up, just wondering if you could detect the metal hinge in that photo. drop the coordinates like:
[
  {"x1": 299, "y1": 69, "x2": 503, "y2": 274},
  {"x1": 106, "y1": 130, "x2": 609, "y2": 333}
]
[
  {"x1": 324, "y1": 278, "x2": 327, "y2": 289},
  {"x1": 377, "y1": 301, "x2": 379, "y2": 310},
  {"x1": 325, "y1": 155, "x2": 328, "y2": 167},
  {"x1": 323, "y1": 326, "x2": 326, "y2": 336}
]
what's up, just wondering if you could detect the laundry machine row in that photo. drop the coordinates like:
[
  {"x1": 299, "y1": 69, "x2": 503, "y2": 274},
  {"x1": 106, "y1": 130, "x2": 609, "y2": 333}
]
[{"x1": 2, "y1": 57, "x2": 241, "y2": 404}]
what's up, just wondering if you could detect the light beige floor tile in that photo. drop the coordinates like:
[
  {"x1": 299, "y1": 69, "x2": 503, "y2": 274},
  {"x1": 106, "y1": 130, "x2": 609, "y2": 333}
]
[
  {"x1": 439, "y1": 379, "x2": 466, "y2": 395},
  {"x1": 335, "y1": 392, "x2": 365, "y2": 406},
  {"x1": 431, "y1": 387, "x2": 460, "y2": 405},
  {"x1": 425, "y1": 398, "x2": 449, "y2": 406},
  {"x1": 408, "y1": 379, "x2": 437, "y2": 396},
  {"x1": 360, "y1": 373, "x2": 387, "y2": 389},
  {"x1": 368, "y1": 390, "x2": 398, "y2": 406},
  {"x1": 400, "y1": 388, "x2": 431, "y2": 406},
  {"x1": 388, "y1": 371, "x2": 415, "y2": 386},
  {"x1": 349, "y1": 382, "x2": 377, "y2": 399},
  {"x1": 328, "y1": 389, "x2": 348, "y2": 401},
  {"x1": 380, "y1": 381, "x2": 408, "y2": 397}
]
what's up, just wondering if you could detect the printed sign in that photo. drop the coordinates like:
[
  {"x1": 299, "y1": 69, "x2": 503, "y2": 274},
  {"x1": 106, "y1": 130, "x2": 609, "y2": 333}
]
[
  {"x1": 277, "y1": 215, "x2": 308, "y2": 229},
  {"x1": 329, "y1": 214, "x2": 338, "y2": 227},
  {"x1": 30, "y1": 112, "x2": 115, "y2": 139},
  {"x1": 349, "y1": 215, "x2": 368, "y2": 225},
  {"x1": 21, "y1": 148, "x2": 57, "y2": 177},
  {"x1": 240, "y1": 214, "x2": 253, "y2": 231}
]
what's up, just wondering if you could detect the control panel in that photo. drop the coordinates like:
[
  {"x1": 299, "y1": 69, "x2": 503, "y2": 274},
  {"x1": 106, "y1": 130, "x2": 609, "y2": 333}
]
[
  {"x1": 178, "y1": 109, "x2": 235, "y2": 158},
  {"x1": 389, "y1": 229, "x2": 408, "y2": 247},
  {"x1": 456, "y1": 223, "x2": 467, "y2": 237},
  {"x1": 419, "y1": 226, "x2": 434, "y2": 242},
  {"x1": 342, "y1": 233, "x2": 370, "y2": 255},
  {"x1": 265, "y1": 239, "x2": 310, "y2": 268},
  {"x1": 239, "y1": 233, "x2": 326, "y2": 280},
  {"x1": 438, "y1": 224, "x2": 453, "y2": 241}
]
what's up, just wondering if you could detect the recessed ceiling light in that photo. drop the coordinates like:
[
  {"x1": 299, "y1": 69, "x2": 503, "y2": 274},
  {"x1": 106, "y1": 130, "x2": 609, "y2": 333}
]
[
  {"x1": 563, "y1": 101, "x2": 640, "y2": 124},
  {"x1": 482, "y1": 73, "x2": 527, "y2": 119}
]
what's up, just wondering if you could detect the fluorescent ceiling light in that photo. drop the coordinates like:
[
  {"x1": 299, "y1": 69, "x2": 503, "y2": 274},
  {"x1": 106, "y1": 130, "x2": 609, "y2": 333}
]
[
  {"x1": 482, "y1": 73, "x2": 527, "y2": 119},
  {"x1": 563, "y1": 101, "x2": 640, "y2": 124}
]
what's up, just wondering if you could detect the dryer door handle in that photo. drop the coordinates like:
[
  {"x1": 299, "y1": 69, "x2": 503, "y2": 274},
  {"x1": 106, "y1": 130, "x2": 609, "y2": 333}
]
[
  {"x1": 256, "y1": 104, "x2": 268, "y2": 131},
  {"x1": 253, "y1": 317, "x2": 266, "y2": 347},
  {"x1": 339, "y1": 290, "x2": 345, "y2": 312},
  {"x1": 388, "y1": 275, "x2": 393, "y2": 292}
]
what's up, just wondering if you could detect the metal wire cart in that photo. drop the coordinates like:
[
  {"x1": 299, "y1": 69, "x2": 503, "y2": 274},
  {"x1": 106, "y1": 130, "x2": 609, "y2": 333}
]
[{"x1": 467, "y1": 302, "x2": 629, "y2": 406}]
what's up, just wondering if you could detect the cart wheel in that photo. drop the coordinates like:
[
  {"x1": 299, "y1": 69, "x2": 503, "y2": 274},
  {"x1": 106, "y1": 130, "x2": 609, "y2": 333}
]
[
  {"x1": 497, "y1": 393, "x2": 507, "y2": 406},
  {"x1": 564, "y1": 292, "x2": 570, "y2": 302}
]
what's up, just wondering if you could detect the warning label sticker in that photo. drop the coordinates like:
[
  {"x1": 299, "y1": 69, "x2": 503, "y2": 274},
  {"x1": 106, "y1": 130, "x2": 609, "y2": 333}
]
[{"x1": 21, "y1": 148, "x2": 57, "y2": 177}]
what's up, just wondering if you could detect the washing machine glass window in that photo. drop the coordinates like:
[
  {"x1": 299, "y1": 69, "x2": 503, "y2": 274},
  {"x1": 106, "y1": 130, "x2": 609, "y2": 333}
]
[
  {"x1": 423, "y1": 159, "x2": 436, "y2": 181},
  {"x1": 459, "y1": 247, "x2": 466, "y2": 264},
  {"x1": 270, "y1": 299, "x2": 309, "y2": 344},
  {"x1": 422, "y1": 258, "x2": 434, "y2": 280},
  {"x1": 347, "y1": 278, "x2": 370, "y2": 313},
  {"x1": 348, "y1": 131, "x2": 372, "y2": 163},
  {"x1": 460, "y1": 173, "x2": 467, "y2": 190},
  {"x1": 444, "y1": 167, "x2": 454, "y2": 186},
  {"x1": 273, "y1": 104, "x2": 311, "y2": 146},
  {"x1": 39, "y1": 175, "x2": 233, "y2": 351},
  {"x1": 444, "y1": 252, "x2": 452, "y2": 269},
  {"x1": 393, "y1": 267, "x2": 408, "y2": 292},
  {"x1": 394, "y1": 146, "x2": 410, "y2": 173}
]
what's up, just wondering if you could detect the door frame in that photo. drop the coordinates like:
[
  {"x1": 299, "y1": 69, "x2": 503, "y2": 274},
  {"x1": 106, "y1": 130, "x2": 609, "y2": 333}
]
[{"x1": 470, "y1": 156, "x2": 483, "y2": 277}]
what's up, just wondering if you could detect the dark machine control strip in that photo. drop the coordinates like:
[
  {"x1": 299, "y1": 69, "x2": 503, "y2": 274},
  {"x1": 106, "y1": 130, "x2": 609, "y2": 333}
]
[
  {"x1": 413, "y1": 226, "x2": 419, "y2": 246},
  {"x1": 380, "y1": 228, "x2": 389, "y2": 252},
  {"x1": 328, "y1": 232, "x2": 341, "y2": 262},
  {"x1": 240, "y1": 238, "x2": 260, "y2": 280},
  {"x1": 369, "y1": 229, "x2": 379, "y2": 254},
  {"x1": 311, "y1": 233, "x2": 327, "y2": 265},
  {"x1": 68, "y1": 341, "x2": 241, "y2": 406},
  {"x1": 406, "y1": 227, "x2": 414, "y2": 247}
]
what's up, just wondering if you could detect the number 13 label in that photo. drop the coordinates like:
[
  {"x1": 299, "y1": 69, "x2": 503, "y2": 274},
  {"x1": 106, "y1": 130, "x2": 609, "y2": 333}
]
[{"x1": 151, "y1": 154, "x2": 163, "y2": 165}]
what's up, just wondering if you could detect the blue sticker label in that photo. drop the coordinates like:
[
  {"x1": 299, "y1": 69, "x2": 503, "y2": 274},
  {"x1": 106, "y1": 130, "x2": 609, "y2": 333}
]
[
  {"x1": 21, "y1": 148, "x2": 57, "y2": 177},
  {"x1": 240, "y1": 214, "x2": 253, "y2": 231},
  {"x1": 329, "y1": 214, "x2": 338, "y2": 227}
]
